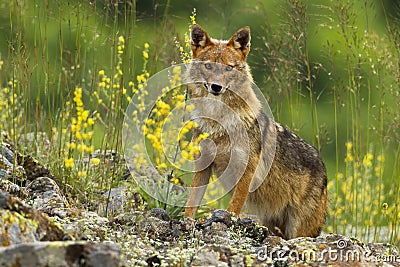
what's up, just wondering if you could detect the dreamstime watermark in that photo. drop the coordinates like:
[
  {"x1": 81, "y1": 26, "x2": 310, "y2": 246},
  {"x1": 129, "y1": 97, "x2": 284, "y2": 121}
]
[{"x1": 256, "y1": 239, "x2": 400, "y2": 264}]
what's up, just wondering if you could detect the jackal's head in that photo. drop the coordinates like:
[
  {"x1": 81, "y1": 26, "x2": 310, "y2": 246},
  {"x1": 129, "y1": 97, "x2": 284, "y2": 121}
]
[{"x1": 188, "y1": 24, "x2": 252, "y2": 98}]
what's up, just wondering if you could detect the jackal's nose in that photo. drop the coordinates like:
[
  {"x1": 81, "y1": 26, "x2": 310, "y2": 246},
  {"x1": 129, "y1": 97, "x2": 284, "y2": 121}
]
[{"x1": 210, "y1": 83, "x2": 223, "y2": 95}]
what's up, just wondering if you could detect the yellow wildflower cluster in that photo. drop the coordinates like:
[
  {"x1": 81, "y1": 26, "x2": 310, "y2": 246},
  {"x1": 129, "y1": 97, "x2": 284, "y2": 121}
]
[
  {"x1": 328, "y1": 141, "x2": 396, "y2": 240},
  {"x1": 175, "y1": 9, "x2": 196, "y2": 63},
  {"x1": 95, "y1": 36, "x2": 128, "y2": 110},
  {"x1": 0, "y1": 85, "x2": 10, "y2": 114},
  {"x1": 344, "y1": 141, "x2": 353, "y2": 163},
  {"x1": 139, "y1": 66, "x2": 208, "y2": 176},
  {"x1": 64, "y1": 87, "x2": 95, "y2": 169},
  {"x1": 130, "y1": 43, "x2": 150, "y2": 118},
  {"x1": 0, "y1": 79, "x2": 22, "y2": 132}
]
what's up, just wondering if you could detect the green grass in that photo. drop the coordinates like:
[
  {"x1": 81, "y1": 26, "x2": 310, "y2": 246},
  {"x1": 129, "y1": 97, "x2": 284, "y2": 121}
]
[{"x1": 0, "y1": 0, "x2": 399, "y2": 247}]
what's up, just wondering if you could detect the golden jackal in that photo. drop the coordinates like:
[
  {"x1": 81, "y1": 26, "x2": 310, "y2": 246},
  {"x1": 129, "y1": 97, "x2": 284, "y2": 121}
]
[{"x1": 184, "y1": 24, "x2": 328, "y2": 239}]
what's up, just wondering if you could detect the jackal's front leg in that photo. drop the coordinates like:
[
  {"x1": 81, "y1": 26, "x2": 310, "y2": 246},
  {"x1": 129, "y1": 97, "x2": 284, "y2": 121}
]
[
  {"x1": 226, "y1": 166, "x2": 254, "y2": 215},
  {"x1": 184, "y1": 167, "x2": 212, "y2": 218}
]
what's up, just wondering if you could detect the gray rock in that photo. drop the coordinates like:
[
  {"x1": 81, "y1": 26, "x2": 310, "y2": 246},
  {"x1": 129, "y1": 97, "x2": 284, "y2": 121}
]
[
  {"x1": 17, "y1": 132, "x2": 50, "y2": 154},
  {"x1": 99, "y1": 188, "x2": 127, "y2": 217},
  {"x1": 0, "y1": 179, "x2": 22, "y2": 196},
  {"x1": 0, "y1": 190, "x2": 67, "y2": 245},
  {"x1": 25, "y1": 176, "x2": 67, "y2": 216},
  {"x1": 0, "y1": 154, "x2": 13, "y2": 168},
  {"x1": 149, "y1": 208, "x2": 171, "y2": 221},
  {"x1": 1, "y1": 143, "x2": 15, "y2": 166},
  {"x1": 192, "y1": 245, "x2": 232, "y2": 266},
  {"x1": 60, "y1": 210, "x2": 109, "y2": 241},
  {"x1": 0, "y1": 241, "x2": 121, "y2": 267}
]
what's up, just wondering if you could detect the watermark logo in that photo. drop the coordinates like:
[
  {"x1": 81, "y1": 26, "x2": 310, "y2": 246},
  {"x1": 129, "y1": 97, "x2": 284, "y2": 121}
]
[
  {"x1": 336, "y1": 239, "x2": 347, "y2": 249},
  {"x1": 256, "y1": 238, "x2": 400, "y2": 264}
]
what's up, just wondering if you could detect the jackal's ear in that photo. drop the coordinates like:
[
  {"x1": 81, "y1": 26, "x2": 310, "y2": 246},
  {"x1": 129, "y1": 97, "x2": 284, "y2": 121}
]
[
  {"x1": 191, "y1": 24, "x2": 212, "y2": 57},
  {"x1": 228, "y1": 26, "x2": 251, "y2": 58}
]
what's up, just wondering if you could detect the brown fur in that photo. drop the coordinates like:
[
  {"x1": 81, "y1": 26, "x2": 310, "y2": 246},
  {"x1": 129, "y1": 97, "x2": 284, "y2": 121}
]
[{"x1": 184, "y1": 24, "x2": 328, "y2": 239}]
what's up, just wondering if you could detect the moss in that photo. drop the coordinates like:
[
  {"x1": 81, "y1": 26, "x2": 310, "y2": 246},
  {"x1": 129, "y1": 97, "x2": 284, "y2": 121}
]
[
  {"x1": 0, "y1": 191, "x2": 68, "y2": 242},
  {"x1": 0, "y1": 210, "x2": 38, "y2": 245}
]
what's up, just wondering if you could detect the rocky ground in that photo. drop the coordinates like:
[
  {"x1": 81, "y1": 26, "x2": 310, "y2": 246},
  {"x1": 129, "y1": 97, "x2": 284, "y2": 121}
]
[{"x1": 0, "y1": 140, "x2": 399, "y2": 267}]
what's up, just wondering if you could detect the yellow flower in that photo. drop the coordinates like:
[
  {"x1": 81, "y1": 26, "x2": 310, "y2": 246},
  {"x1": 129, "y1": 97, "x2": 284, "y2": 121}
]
[
  {"x1": 170, "y1": 177, "x2": 180, "y2": 185},
  {"x1": 363, "y1": 153, "x2": 373, "y2": 167},
  {"x1": 345, "y1": 142, "x2": 352, "y2": 150},
  {"x1": 158, "y1": 163, "x2": 167, "y2": 170},
  {"x1": 81, "y1": 110, "x2": 89, "y2": 121},
  {"x1": 0, "y1": 60, "x2": 3, "y2": 70},
  {"x1": 66, "y1": 142, "x2": 76, "y2": 150},
  {"x1": 118, "y1": 36, "x2": 125, "y2": 43},
  {"x1": 86, "y1": 146, "x2": 94, "y2": 153},
  {"x1": 144, "y1": 43, "x2": 150, "y2": 49},
  {"x1": 345, "y1": 153, "x2": 353, "y2": 163},
  {"x1": 197, "y1": 132, "x2": 209, "y2": 140},
  {"x1": 64, "y1": 158, "x2": 74, "y2": 168},
  {"x1": 90, "y1": 158, "x2": 100, "y2": 166},
  {"x1": 87, "y1": 118, "x2": 94, "y2": 126},
  {"x1": 99, "y1": 70, "x2": 105, "y2": 76},
  {"x1": 77, "y1": 143, "x2": 86, "y2": 153},
  {"x1": 176, "y1": 94, "x2": 185, "y2": 102},
  {"x1": 143, "y1": 51, "x2": 149, "y2": 59},
  {"x1": 190, "y1": 8, "x2": 197, "y2": 25},
  {"x1": 78, "y1": 171, "x2": 87, "y2": 177}
]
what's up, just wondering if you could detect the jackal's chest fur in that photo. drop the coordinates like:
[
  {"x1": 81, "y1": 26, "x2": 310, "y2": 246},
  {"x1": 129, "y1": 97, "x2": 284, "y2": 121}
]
[{"x1": 190, "y1": 97, "x2": 256, "y2": 138}]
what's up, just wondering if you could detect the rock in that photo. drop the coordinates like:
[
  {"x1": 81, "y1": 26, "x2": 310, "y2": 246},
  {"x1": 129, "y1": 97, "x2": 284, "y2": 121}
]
[
  {"x1": 0, "y1": 190, "x2": 69, "y2": 245},
  {"x1": 0, "y1": 154, "x2": 13, "y2": 169},
  {"x1": 149, "y1": 208, "x2": 171, "y2": 221},
  {"x1": 60, "y1": 210, "x2": 110, "y2": 241},
  {"x1": 146, "y1": 255, "x2": 162, "y2": 267},
  {"x1": 98, "y1": 188, "x2": 129, "y2": 217},
  {"x1": 201, "y1": 209, "x2": 234, "y2": 228},
  {"x1": 17, "y1": 132, "x2": 51, "y2": 154},
  {"x1": 0, "y1": 241, "x2": 121, "y2": 267},
  {"x1": 17, "y1": 154, "x2": 55, "y2": 181},
  {"x1": 25, "y1": 176, "x2": 67, "y2": 216},
  {"x1": 0, "y1": 179, "x2": 25, "y2": 197},
  {"x1": 141, "y1": 216, "x2": 174, "y2": 241},
  {"x1": 192, "y1": 245, "x2": 235, "y2": 266},
  {"x1": 1, "y1": 143, "x2": 15, "y2": 164},
  {"x1": 100, "y1": 188, "x2": 128, "y2": 216},
  {"x1": 0, "y1": 142, "x2": 27, "y2": 183},
  {"x1": 98, "y1": 187, "x2": 144, "y2": 217}
]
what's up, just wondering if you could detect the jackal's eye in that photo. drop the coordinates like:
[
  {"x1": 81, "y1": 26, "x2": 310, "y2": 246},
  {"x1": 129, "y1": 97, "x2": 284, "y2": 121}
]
[
  {"x1": 226, "y1": 65, "x2": 233, "y2": 71},
  {"x1": 204, "y1": 63, "x2": 212, "y2": 69}
]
